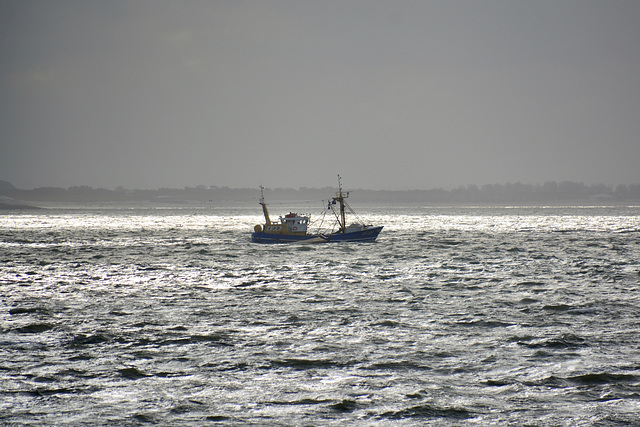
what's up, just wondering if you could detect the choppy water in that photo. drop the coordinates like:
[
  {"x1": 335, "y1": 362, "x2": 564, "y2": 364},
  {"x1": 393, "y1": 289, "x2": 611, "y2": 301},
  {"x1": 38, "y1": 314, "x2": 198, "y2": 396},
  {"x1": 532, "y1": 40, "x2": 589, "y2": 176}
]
[{"x1": 1, "y1": 205, "x2": 640, "y2": 426}]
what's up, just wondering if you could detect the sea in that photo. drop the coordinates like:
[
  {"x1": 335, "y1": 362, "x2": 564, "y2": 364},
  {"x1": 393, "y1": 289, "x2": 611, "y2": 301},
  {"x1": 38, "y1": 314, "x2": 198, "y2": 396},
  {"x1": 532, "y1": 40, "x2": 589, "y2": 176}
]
[{"x1": 1, "y1": 203, "x2": 639, "y2": 426}]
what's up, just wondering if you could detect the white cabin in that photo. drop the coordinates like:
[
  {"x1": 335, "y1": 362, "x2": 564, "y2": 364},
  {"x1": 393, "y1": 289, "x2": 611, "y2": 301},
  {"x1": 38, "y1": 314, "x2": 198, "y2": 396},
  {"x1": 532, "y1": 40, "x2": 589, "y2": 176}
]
[{"x1": 279, "y1": 213, "x2": 309, "y2": 233}]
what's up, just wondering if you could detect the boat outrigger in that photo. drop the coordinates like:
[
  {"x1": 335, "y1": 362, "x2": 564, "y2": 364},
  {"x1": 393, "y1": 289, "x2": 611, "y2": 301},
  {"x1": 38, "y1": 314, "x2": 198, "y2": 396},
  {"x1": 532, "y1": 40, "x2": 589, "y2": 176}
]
[{"x1": 251, "y1": 176, "x2": 383, "y2": 243}]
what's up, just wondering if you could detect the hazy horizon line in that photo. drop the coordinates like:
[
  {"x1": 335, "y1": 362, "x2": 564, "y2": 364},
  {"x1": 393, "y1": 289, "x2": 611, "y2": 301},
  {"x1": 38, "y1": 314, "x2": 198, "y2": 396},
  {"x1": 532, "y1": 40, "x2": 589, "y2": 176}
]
[{"x1": 3, "y1": 179, "x2": 640, "y2": 193}]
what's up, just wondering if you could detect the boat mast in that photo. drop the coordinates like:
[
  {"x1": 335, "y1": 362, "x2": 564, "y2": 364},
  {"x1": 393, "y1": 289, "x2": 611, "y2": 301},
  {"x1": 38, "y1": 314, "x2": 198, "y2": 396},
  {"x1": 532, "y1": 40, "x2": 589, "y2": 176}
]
[
  {"x1": 259, "y1": 186, "x2": 272, "y2": 225},
  {"x1": 335, "y1": 175, "x2": 347, "y2": 233}
]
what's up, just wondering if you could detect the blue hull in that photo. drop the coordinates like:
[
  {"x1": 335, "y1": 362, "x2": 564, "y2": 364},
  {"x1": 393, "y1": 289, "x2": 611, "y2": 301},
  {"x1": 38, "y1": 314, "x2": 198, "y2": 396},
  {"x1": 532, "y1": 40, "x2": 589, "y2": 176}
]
[{"x1": 251, "y1": 226, "x2": 383, "y2": 244}]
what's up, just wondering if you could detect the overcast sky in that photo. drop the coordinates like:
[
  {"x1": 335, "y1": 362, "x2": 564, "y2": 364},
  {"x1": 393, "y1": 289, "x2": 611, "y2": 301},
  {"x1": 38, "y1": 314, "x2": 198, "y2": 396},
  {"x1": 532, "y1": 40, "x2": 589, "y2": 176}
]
[{"x1": 1, "y1": 1, "x2": 639, "y2": 190}]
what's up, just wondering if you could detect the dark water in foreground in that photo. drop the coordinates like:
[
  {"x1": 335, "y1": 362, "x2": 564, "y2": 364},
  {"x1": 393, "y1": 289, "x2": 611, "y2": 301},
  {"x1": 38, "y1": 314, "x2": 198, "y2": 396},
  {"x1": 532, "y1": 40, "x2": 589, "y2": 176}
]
[{"x1": 1, "y1": 205, "x2": 640, "y2": 425}]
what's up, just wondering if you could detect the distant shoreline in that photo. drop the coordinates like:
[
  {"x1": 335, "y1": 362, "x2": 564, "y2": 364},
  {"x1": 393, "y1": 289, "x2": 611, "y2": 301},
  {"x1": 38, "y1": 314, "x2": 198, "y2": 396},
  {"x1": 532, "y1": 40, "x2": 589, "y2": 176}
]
[
  {"x1": 1, "y1": 199, "x2": 639, "y2": 212},
  {"x1": 1, "y1": 180, "x2": 640, "y2": 207},
  {"x1": 0, "y1": 202, "x2": 42, "y2": 210}
]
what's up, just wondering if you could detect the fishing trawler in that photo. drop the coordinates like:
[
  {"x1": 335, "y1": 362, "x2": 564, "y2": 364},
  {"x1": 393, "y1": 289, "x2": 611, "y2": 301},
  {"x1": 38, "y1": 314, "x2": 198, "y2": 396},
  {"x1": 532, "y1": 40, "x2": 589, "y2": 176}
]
[{"x1": 251, "y1": 176, "x2": 383, "y2": 243}]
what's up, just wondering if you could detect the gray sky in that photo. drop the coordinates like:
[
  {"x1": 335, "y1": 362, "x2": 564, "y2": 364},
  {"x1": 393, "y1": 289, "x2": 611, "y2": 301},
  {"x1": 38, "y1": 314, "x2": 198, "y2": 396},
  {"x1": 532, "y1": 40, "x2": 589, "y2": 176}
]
[{"x1": 2, "y1": 1, "x2": 639, "y2": 190}]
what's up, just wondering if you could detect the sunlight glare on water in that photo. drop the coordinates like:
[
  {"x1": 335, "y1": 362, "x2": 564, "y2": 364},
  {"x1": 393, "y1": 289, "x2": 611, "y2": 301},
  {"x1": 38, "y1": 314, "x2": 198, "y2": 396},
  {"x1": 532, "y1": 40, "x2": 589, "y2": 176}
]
[{"x1": 1, "y1": 205, "x2": 639, "y2": 425}]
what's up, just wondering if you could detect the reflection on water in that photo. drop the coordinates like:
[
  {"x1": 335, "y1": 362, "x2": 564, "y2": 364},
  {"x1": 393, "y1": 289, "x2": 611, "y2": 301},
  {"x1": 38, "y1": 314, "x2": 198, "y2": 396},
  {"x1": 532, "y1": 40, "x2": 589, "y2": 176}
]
[{"x1": 1, "y1": 206, "x2": 639, "y2": 425}]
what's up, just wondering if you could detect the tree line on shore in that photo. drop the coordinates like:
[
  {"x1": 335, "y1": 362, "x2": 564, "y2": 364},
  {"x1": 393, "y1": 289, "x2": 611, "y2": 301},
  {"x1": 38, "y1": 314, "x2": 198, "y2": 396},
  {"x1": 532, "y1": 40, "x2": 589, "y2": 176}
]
[{"x1": 1, "y1": 180, "x2": 639, "y2": 204}]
